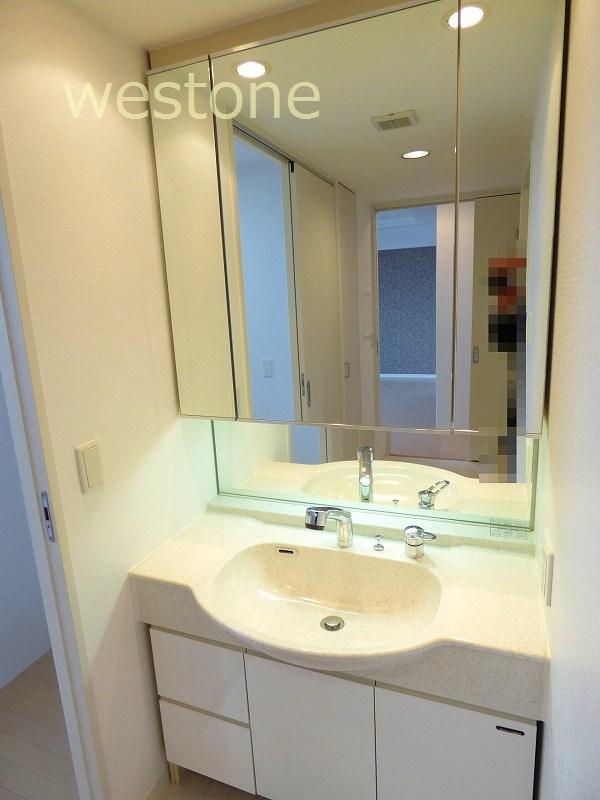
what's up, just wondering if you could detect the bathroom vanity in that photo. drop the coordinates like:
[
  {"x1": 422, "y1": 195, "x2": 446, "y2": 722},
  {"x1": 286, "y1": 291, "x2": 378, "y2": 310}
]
[
  {"x1": 139, "y1": 1, "x2": 564, "y2": 795},
  {"x1": 130, "y1": 509, "x2": 546, "y2": 800}
]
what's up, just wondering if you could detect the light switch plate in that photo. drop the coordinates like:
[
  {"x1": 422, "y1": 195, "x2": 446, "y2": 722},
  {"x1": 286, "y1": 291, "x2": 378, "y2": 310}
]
[{"x1": 75, "y1": 440, "x2": 103, "y2": 493}]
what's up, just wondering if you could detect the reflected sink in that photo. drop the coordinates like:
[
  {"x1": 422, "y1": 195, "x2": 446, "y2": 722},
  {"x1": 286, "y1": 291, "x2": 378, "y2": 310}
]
[
  {"x1": 209, "y1": 542, "x2": 442, "y2": 667},
  {"x1": 302, "y1": 460, "x2": 462, "y2": 509}
]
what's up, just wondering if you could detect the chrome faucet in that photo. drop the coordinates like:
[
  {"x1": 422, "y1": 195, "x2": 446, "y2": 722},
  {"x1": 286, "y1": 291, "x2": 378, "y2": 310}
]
[
  {"x1": 305, "y1": 506, "x2": 353, "y2": 548},
  {"x1": 357, "y1": 446, "x2": 374, "y2": 503},
  {"x1": 404, "y1": 525, "x2": 437, "y2": 559},
  {"x1": 418, "y1": 480, "x2": 450, "y2": 510}
]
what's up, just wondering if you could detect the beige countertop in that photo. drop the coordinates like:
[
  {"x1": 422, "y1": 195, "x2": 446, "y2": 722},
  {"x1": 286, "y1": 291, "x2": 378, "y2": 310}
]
[{"x1": 130, "y1": 508, "x2": 548, "y2": 720}]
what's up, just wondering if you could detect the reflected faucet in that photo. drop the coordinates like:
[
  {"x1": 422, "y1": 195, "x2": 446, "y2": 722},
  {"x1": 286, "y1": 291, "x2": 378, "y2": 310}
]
[
  {"x1": 358, "y1": 446, "x2": 374, "y2": 503},
  {"x1": 418, "y1": 480, "x2": 450, "y2": 510},
  {"x1": 305, "y1": 506, "x2": 353, "y2": 548}
]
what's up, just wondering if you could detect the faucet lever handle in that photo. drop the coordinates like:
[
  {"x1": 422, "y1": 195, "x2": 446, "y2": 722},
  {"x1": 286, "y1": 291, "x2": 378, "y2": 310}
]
[
  {"x1": 422, "y1": 479, "x2": 450, "y2": 497},
  {"x1": 404, "y1": 525, "x2": 437, "y2": 544}
]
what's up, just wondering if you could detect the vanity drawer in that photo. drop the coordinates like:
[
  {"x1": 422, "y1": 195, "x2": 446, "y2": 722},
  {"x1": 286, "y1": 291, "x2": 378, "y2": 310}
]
[
  {"x1": 150, "y1": 628, "x2": 248, "y2": 723},
  {"x1": 159, "y1": 699, "x2": 255, "y2": 794}
]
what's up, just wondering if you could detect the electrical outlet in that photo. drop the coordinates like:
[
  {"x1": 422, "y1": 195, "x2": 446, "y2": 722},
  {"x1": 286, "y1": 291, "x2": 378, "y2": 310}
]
[
  {"x1": 543, "y1": 549, "x2": 554, "y2": 607},
  {"x1": 262, "y1": 359, "x2": 274, "y2": 378}
]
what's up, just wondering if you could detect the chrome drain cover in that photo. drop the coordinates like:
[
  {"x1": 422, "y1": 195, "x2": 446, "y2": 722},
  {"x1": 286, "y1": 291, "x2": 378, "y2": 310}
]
[{"x1": 320, "y1": 615, "x2": 345, "y2": 631}]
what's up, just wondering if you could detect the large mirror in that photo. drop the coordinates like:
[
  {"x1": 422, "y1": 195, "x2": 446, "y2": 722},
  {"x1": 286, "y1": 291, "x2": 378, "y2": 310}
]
[
  {"x1": 213, "y1": 0, "x2": 457, "y2": 431},
  {"x1": 211, "y1": 0, "x2": 564, "y2": 442},
  {"x1": 213, "y1": 420, "x2": 537, "y2": 529}
]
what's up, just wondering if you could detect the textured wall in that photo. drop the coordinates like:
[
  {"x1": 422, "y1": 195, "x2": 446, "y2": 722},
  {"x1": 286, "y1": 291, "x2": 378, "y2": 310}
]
[
  {"x1": 0, "y1": 2, "x2": 217, "y2": 798},
  {"x1": 536, "y1": 0, "x2": 600, "y2": 797},
  {"x1": 378, "y1": 246, "x2": 436, "y2": 374},
  {"x1": 0, "y1": 378, "x2": 49, "y2": 688}
]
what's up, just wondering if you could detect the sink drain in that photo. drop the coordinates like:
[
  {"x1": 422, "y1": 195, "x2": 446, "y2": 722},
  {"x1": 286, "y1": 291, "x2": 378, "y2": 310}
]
[{"x1": 320, "y1": 615, "x2": 345, "y2": 631}]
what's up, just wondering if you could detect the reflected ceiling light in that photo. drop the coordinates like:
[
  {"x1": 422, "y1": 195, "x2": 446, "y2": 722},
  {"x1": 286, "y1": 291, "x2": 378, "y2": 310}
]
[
  {"x1": 235, "y1": 60, "x2": 269, "y2": 79},
  {"x1": 402, "y1": 150, "x2": 430, "y2": 159},
  {"x1": 447, "y1": 5, "x2": 486, "y2": 29}
]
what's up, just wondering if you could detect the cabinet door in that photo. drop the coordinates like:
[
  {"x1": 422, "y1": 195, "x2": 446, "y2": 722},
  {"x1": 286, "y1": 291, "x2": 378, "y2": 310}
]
[
  {"x1": 150, "y1": 629, "x2": 248, "y2": 723},
  {"x1": 376, "y1": 687, "x2": 537, "y2": 800},
  {"x1": 245, "y1": 655, "x2": 376, "y2": 800},
  {"x1": 159, "y1": 700, "x2": 255, "y2": 794},
  {"x1": 149, "y1": 62, "x2": 235, "y2": 418}
]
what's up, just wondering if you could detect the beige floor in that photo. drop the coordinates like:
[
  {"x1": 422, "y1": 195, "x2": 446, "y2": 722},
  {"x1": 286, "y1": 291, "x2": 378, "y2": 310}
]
[
  {"x1": 0, "y1": 653, "x2": 254, "y2": 800},
  {"x1": 0, "y1": 651, "x2": 76, "y2": 800},
  {"x1": 149, "y1": 768, "x2": 257, "y2": 800}
]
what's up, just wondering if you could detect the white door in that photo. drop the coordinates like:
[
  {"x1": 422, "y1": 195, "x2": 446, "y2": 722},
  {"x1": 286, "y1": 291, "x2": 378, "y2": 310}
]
[
  {"x1": 291, "y1": 164, "x2": 343, "y2": 423},
  {"x1": 336, "y1": 183, "x2": 362, "y2": 425},
  {"x1": 245, "y1": 655, "x2": 376, "y2": 800},
  {"x1": 376, "y1": 687, "x2": 537, "y2": 800}
]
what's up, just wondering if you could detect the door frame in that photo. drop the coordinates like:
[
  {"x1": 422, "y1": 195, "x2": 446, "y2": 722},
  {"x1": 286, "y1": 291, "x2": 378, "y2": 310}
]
[{"x1": 0, "y1": 126, "x2": 107, "y2": 800}]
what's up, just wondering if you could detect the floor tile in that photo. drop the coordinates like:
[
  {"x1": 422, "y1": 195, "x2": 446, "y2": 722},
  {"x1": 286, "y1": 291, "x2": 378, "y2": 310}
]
[
  {"x1": 0, "y1": 730, "x2": 72, "y2": 783},
  {"x1": 0, "y1": 652, "x2": 74, "y2": 800},
  {"x1": 208, "y1": 780, "x2": 255, "y2": 799},
  {"x1": 0, "y1": 707, "x2": 68, "y2": 756},
  {"x1": 0, "y1": 763, "x2": 78, "y2": 800},
  {"x1": 44, "y1": 725, "x2": 72, "y2": 759},
  {"x1": 0, "y1": 787, "x2": 25, "y2": 800},
  {"x1": 149, "y1": 783, "x2": 208, "y2": 800},
  {"x1": 20, "y1": 654, "x2": 57, "y2": 688},
  {"x1": 153, "y1": 769, "x2": 259, "y2": 800},
  {"x1": 0, "y1": 688, "x2": 63, "y2": 731},
  {"x1": 0, "y1": 757, "x2": 15, "y2": 784},
  {"x1": 8, "y1": 674, "x2": 62, "y2": 706},
  {"x1": 182, "y1": 769, "x2": 214, "y2": 792}
]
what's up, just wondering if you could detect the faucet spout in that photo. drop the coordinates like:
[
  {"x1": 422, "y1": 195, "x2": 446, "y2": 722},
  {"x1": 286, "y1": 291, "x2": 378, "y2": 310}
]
[
  {"x1": 305, "y1": 506, "x2": 354, "y2": 548},
  {"x1": 357, "y1": 446, "x2": 374, "y2": 503}
]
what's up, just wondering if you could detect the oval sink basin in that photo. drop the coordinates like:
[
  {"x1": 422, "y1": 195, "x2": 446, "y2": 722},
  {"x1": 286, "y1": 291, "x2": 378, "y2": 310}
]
[{"x1": 209, "y1": 542, "x2": 442, "y2": 667}]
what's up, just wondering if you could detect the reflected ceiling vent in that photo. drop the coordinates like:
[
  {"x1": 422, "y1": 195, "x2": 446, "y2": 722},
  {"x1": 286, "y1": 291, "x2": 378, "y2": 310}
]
[{"x1": 371, "y1": 109, "x2": 419, "y2": 132}]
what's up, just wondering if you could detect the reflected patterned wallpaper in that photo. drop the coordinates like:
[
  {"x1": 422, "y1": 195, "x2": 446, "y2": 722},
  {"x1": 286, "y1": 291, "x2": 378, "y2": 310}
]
[{"x1": 378, "y1": 245, "x2": 436, "y2": 374}]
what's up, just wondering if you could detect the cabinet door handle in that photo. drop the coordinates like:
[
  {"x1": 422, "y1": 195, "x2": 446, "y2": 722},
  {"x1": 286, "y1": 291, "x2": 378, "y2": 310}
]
[
  {"x1": 496, "y1": 725, "x2": 525, "y2": 736},
  {"x1": 306, "y1": 380, "x2": 311, "y2": 407}
]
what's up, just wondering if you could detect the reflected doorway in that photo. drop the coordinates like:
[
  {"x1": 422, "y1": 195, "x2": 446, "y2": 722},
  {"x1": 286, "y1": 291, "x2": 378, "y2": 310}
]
[{"x1": 375, "y1": 206, "x2": 438, "y2": 429}]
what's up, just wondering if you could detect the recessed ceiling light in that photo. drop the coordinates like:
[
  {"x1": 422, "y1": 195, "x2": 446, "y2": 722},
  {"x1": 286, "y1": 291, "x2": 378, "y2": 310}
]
[
  {"x1": 235, "y1": 60, "x2": 269, "y2": 79},
  {"x1": 447, "y1": 5, "x2": 486, "y2": 29},
  {"x1": 402, "y1": 150, "x2": 430, "y2": 159}
]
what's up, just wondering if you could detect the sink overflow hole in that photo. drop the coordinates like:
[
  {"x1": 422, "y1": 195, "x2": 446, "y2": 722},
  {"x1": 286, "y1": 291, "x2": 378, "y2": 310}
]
[
  {"x1": 321, "y1": 615, "x2": 345, "y2": 632},
  {"x1": 276, "y1": 547, "x2": 297, "y2": 555}
]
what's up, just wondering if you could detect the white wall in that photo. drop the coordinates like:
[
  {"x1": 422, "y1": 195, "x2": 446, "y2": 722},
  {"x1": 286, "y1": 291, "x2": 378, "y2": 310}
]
[
  {"x1": 214, "y1": 420, "x2": 290, "y2": 488},
  {"x1": 0, "y1": 2, "x2": 217, "y2": 798},
  {"x1": 536, "y1": 0, "x2": 600, "y2": 797},
  {"x1": 0, "y1": 377, "x2": 49, "y2": 688}
]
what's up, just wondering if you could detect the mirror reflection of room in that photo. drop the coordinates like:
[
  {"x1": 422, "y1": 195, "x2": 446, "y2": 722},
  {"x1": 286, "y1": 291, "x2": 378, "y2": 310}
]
[
  {"x1": 215, "y1": 0, "x2": 457, "y2": 432},
  {"x1": 376, "y1": 205, "x2": 438, "y2": 430},
  {"x1": 213, "y1": 0, "x2": 559, "y2": 458}
]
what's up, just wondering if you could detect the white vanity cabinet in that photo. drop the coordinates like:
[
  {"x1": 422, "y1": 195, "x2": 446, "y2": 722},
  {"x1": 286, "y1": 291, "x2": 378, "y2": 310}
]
[
  {"x1": 245, "y1": 654, "x2": 376, "y2": 800},
  {"x1": 375, "y1": 687, "x2": 537, "y2": 800},
  {"x1": 149, "y1": 629, "x2": 255, "y2": 794},
  {"x1": 149, "y1": 628, "x2": 538, "y2": 799}
]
